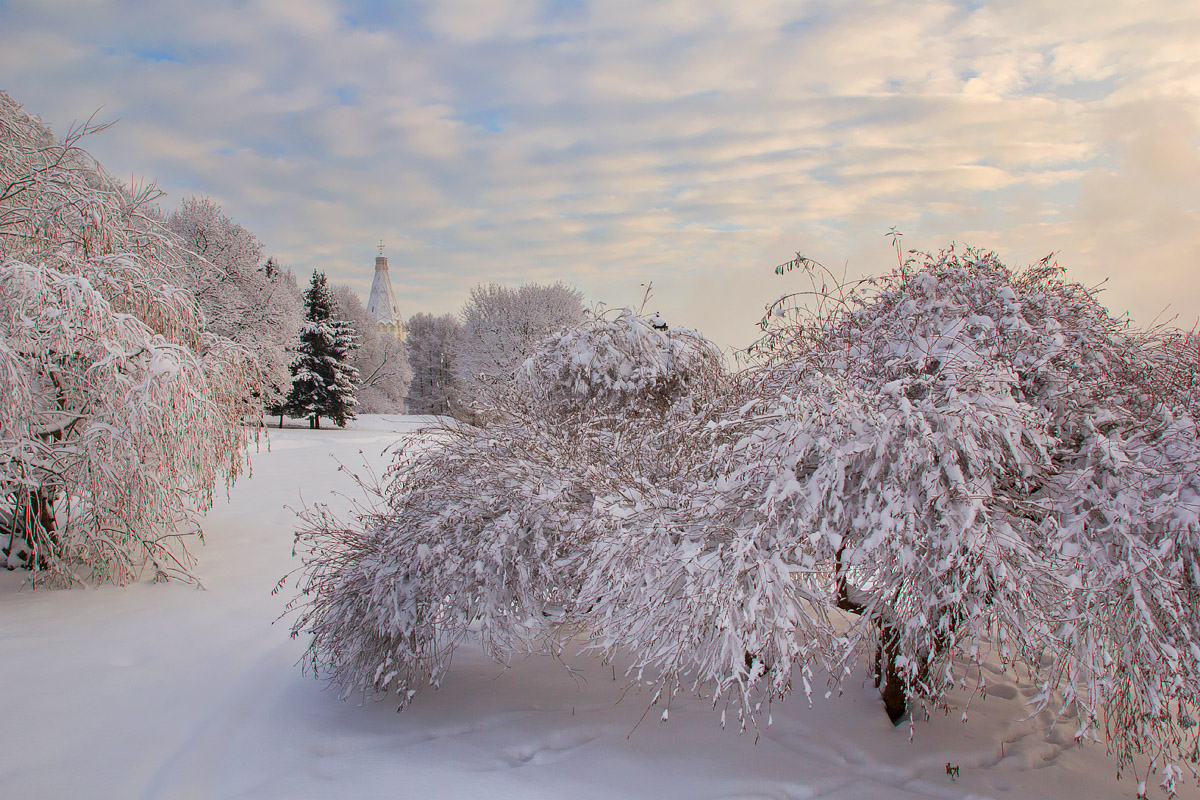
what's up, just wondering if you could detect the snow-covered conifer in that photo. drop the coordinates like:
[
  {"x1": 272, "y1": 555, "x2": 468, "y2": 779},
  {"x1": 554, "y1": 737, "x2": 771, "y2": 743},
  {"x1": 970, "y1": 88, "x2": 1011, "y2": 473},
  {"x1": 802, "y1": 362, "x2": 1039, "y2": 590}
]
[{"x1": 285, "y1": 271, "x2": 359, "y2": 428}]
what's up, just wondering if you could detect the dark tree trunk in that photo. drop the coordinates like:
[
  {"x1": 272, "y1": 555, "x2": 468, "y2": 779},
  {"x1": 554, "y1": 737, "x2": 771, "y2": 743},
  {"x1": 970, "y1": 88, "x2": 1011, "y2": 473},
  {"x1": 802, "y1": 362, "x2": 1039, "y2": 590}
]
[
  {"x1": 835, "y1": 544, "x2": 910, "y2": 725},
  {"x1": 876, "y1": 625, "x2": 907, "y2": 724},
  {"x1": 4, "y1": 488, "x2": 58, "y2": 570}
]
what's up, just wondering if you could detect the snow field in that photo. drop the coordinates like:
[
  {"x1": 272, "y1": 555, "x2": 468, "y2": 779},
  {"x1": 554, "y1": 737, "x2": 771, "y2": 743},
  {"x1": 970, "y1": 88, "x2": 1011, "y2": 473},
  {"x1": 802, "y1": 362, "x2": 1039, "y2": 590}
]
[{"x1": 0, "y1": 416, "x2": 1191, "y2": 799}]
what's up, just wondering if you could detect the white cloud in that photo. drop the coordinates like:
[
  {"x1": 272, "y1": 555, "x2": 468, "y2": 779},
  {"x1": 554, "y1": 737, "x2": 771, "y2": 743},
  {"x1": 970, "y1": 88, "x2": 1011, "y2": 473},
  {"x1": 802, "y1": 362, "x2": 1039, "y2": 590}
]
[{"x1": 2, "y1": 0, "x2": 1197, "y2": 350}]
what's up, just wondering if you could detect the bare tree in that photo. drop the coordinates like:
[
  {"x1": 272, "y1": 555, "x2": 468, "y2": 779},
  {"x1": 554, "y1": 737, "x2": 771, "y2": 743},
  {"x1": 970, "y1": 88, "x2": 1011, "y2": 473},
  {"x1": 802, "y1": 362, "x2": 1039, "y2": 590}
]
[
  {"x1": 330, "y1": 283, "x2": 412, "y2": 414},
  {"x1": 404, "y1": 312, "x2": 460, "y2": 416},
  {"x1": 165, "y1": 197, "x2": 303, "y2": 410},
  {"x1": 0, "y1": 91, "x2": 260, "y2": 585},
  {"x1": 453, "y1": 282, "x2": 585, "y2": 417}
]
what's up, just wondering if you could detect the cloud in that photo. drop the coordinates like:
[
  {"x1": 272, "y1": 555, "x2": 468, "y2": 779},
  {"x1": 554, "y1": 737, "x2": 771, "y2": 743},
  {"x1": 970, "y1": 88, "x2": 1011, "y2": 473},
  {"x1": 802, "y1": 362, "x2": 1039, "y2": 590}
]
[{"x1": 2, "y1": 0, "x2": 1198, "y2": 349}]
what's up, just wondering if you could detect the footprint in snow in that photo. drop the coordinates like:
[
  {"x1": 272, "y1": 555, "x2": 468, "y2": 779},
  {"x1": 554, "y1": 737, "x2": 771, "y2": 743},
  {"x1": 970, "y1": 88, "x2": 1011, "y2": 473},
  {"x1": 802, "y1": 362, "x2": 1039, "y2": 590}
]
[{"x1": 497, "y1": 727, "x2": 607, "y2": 769}]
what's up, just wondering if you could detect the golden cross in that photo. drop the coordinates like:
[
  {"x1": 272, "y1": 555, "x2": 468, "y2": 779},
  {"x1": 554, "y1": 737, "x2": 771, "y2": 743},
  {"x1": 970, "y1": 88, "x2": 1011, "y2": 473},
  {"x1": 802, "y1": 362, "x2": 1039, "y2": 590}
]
[{"x1": 378, "y1": 239, "x2": 385, "y2": 256}]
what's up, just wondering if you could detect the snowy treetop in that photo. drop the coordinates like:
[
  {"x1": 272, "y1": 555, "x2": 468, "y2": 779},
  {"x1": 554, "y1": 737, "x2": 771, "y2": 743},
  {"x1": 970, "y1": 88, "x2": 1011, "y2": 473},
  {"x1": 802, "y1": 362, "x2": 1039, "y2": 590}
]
[{"x1": 519, "y1": 308, "x2": 724, "y2": 417}]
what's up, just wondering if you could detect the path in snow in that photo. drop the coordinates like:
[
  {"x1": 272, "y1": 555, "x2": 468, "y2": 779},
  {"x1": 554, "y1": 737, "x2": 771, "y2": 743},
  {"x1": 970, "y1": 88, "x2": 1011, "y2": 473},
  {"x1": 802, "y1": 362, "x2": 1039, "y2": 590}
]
[{"x1": 0, "y1": 415, "x2": 1190, "y2": 799}]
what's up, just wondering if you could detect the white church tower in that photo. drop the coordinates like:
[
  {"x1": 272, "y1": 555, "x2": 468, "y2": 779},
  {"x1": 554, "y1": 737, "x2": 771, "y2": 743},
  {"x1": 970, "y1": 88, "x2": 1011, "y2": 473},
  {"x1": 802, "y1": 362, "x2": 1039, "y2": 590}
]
[{"x1": 366, "y1": 240, "x2": 404, "y2": 341}]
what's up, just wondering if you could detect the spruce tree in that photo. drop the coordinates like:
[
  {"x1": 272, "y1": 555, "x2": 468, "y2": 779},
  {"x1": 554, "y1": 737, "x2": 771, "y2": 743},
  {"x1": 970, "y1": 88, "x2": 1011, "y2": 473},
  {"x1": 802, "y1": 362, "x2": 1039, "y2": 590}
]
[{"x1": 285, "y1": 270, "x2": 359, "y2": 429}]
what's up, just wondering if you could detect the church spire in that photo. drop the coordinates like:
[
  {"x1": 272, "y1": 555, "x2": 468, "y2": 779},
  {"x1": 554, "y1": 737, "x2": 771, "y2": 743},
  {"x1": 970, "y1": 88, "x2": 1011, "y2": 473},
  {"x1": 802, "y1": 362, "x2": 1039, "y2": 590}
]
[{"x1": 367, "y1": 241, "x2": 404, "y2": 341}]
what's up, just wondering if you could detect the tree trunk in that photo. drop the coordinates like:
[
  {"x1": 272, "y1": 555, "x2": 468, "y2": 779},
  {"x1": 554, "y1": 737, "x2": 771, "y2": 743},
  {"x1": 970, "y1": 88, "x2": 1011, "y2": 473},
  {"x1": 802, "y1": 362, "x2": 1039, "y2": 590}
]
[
  {"x1": 835, "y1": 544, "x2": 909, "y2": 724},
  {"x1": 876, "y1": 624, "x2": 908, "y2": 724},
  {"x1": 4, "y1": 488, "x2": 58, "y2": 570}
]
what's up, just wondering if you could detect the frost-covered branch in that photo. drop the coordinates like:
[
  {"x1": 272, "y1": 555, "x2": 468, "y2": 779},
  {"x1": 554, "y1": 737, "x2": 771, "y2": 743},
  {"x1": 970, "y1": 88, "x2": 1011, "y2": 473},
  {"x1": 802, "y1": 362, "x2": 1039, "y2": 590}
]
[
  {"x1": 288, "y1": 244, "x2": 1199, "y2": 795},
  {"x1": 1, "y1": 91, "x2": 260, "y2": 585}
]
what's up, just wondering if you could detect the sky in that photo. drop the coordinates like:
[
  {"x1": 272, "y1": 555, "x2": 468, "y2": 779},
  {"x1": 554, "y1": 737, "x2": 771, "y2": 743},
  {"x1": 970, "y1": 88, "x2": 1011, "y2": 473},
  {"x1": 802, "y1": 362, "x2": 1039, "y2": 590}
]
[{"x1": 3, "y1": 0, "x2": 1199, "y2": 351}]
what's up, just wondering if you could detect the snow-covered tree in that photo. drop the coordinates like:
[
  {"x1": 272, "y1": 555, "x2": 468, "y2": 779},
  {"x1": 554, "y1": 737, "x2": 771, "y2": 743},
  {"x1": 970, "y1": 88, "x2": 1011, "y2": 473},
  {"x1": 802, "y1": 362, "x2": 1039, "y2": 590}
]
[
  {"x1": 0, "y1": 91, "x2": 259, "y2": 585},
  {"x1": 285, "y1": 271, "x2": 358, "y2": 429},
  {"x1": 330, "y1": 283, "x2": 411, "y2": 414},
  {"x1": 519, "y1": 308, "x2": 724, "y2": 418},
  {"x1": 292, "y1": 247, "x2": 1200, "y2": 794},
  {"x1": 650, "y1": 248, "x2": 1198, "y2": 787},
  {"x1": 404, "y1": 312, "x2": 460, "y2": 416},
  {"x1": 453, "y1": 282, "x2": 585, "y2": 417},
  {"x1": 165, "y1": 197, "x2": 303, "y2": 409},
  {"x1": 289, "y1": 309, "x2": 724, "y2": 705}
]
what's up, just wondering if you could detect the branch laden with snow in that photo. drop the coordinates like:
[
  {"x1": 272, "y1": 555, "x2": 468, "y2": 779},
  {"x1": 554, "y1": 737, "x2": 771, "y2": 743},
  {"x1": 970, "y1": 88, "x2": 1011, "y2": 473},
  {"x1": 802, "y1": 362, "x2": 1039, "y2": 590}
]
[
  {"x1": 290, "y1": 309, "x2": 726, "y2": 703},
  {"x1": 740, "y1": 247, "x2": 1200, "y2": 788},
  {"x1": 0, "y1": 91, "x2": 260, "y2": 586},
  {"x1": 165, "y1": 197, "x2": 303, "y2": 409},
  {"x1": 290, "y1": 246, "x2": 1199, "y2": 795}
]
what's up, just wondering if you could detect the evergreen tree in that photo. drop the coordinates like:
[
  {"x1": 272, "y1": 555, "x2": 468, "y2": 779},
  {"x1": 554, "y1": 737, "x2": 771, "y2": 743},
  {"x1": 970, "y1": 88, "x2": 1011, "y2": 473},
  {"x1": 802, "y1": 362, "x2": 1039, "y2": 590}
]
[{"x1": 285, "y1": 271, "x2": 359, "y2": 429}]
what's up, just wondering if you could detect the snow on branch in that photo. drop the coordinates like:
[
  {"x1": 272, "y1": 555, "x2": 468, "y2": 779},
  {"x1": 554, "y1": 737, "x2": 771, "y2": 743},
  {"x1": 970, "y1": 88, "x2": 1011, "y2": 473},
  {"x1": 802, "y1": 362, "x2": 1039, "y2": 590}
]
[
  {"x1": 288, "y1": 242, "x2": 1198, "y2": 792},
  {"x1": 1, "y1": 91, "x2": 260, "y2": 585},
  {"x1": 290, "y1": 309, "x2": 727, "y2": 703}
]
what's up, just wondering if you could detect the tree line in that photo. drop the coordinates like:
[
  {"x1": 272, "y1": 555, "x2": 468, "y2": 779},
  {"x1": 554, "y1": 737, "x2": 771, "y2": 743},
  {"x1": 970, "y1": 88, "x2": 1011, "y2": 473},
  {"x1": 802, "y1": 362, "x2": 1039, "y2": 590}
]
[{"x1": 276, "y1": 276, "x2": 586, "y2": 429}]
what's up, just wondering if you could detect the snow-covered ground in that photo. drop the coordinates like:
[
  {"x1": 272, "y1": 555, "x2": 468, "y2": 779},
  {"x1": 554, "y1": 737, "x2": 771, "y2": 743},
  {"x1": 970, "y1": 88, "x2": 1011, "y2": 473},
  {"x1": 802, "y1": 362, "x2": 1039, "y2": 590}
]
[{"x1": 0, "y1": 415, "x2": 1189, "y2": 799}]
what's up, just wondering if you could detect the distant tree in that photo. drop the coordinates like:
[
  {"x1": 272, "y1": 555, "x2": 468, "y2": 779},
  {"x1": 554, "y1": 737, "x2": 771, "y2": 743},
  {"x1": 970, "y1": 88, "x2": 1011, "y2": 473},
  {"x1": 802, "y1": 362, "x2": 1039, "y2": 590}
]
[
  {"x1": 453, "y1": 282, "x2": 585, "y2": 416},
  {"x1": 165, "y1": 197, "x2": 302, "y2": 410},
  {"x1": 405, "y1": 312, "x2": 460, "y2": 416},
  {"x1": 0, "y1": 90, "x2": 259, "y2": 585},
  {"x1": 329, "y1": 283, "x2": 412, "y2": 414},
  {"x1": 285, "y1": 271, "x2": 359, "y2": 429}
]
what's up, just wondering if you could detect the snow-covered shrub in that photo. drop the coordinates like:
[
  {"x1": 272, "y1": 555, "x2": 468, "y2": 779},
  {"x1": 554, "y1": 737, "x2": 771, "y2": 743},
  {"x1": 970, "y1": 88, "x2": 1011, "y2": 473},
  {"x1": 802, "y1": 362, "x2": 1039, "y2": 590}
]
[
  {"x1": 291, "y1": 245, "x2": 1198, "y2": 793},
  {"x1": 291, "y1": 417, "x2": 615, "y2": 702},
  {"x1": 290, "y1": 309, "x2": 726, "y2": 703},
  {"x1": 709, "y1": 248, "x2": 1200, "y2": 785},
  {"x1": 575, "y1": 364, "x2": 1052, "y2": 727},
  {"x1": 0, "y1": 91, "x2": 260, "y2": 585},
  {"x1": 578, "y1": 251, "x2": 1199, "y2": 794},
  {"x1": 519, "y1": 308, "x2": 724, "y2": 418}
]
